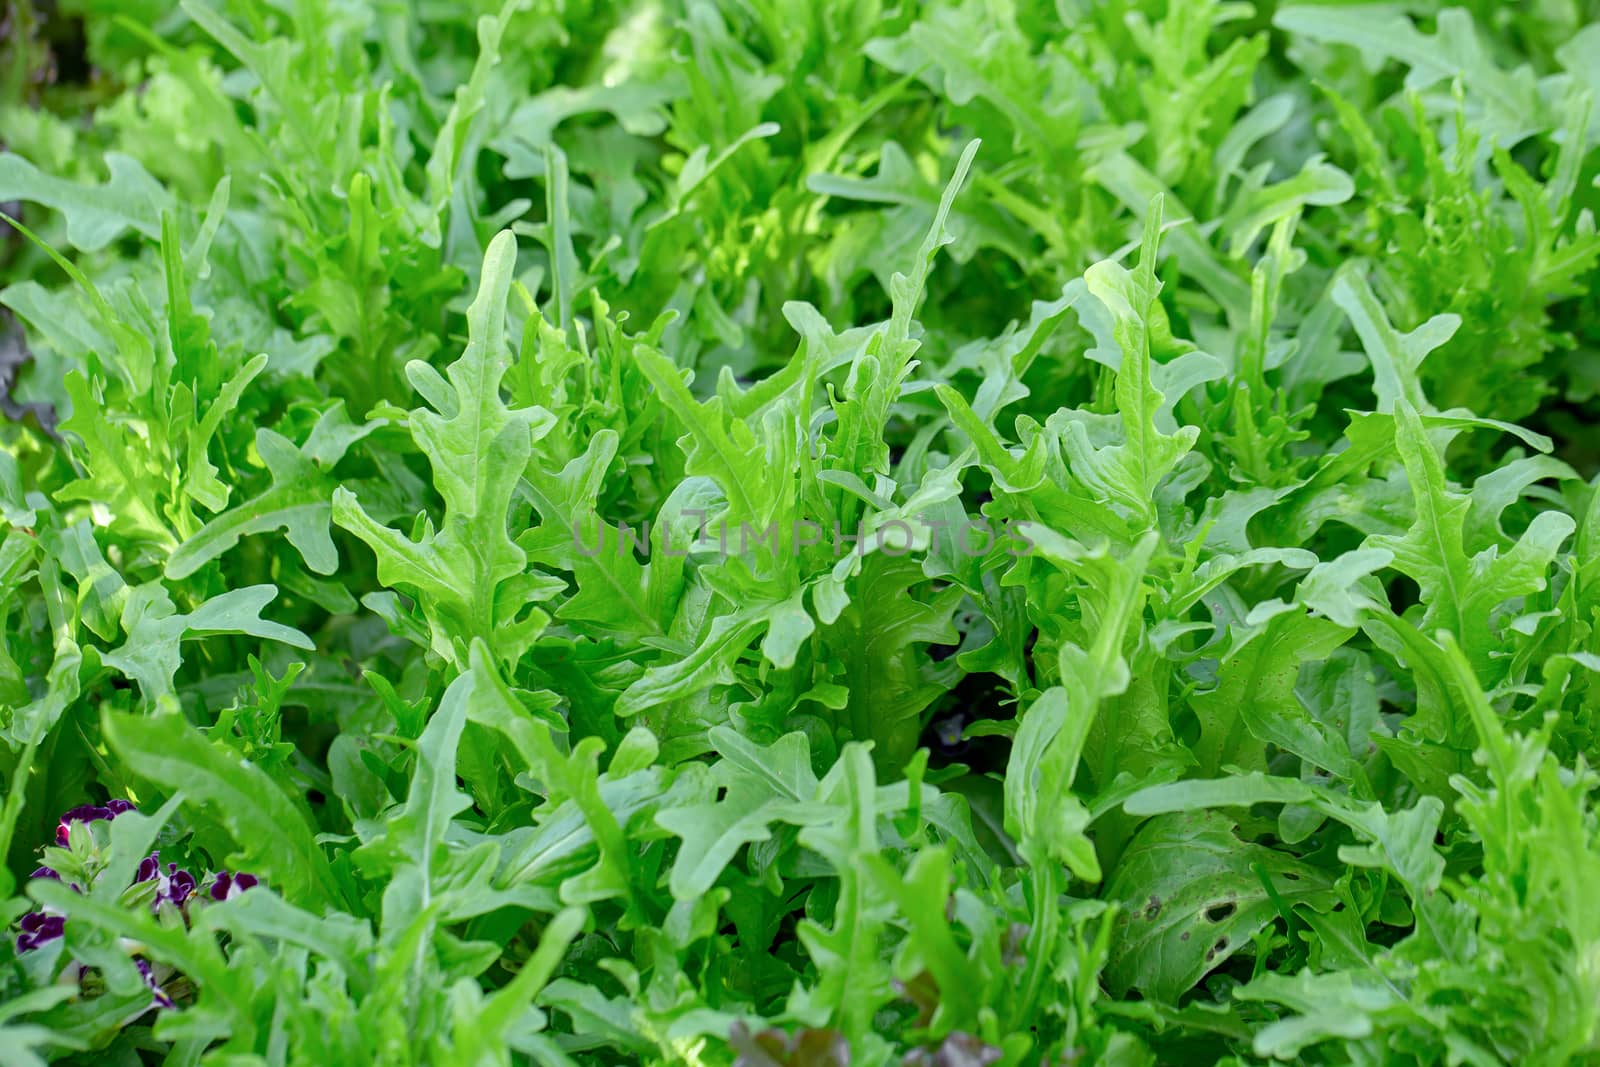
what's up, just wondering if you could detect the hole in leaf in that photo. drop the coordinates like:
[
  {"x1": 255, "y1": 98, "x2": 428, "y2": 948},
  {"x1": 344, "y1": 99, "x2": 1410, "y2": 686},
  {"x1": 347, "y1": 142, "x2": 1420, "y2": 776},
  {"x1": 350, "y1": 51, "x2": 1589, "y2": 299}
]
[{"x1": 1203, "y1": 901, "x2": 1236, "y2": 923}]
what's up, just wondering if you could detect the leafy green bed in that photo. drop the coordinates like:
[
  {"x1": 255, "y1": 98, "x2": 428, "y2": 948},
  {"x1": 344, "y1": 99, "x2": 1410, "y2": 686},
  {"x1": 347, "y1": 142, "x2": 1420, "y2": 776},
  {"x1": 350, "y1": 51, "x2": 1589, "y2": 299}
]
[{"x1": 2, "y1": 1, "x2": 1599, "y2": 1063}]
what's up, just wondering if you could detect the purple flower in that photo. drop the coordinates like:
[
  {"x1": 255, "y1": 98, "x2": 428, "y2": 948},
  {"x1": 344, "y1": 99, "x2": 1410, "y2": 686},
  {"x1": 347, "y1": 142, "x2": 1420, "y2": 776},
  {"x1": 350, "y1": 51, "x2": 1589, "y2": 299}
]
[
  {"x1": 30, "y1": 866, "x2": 60, "y2": 881},
  {"x1": 16, "y1": 911, "x2": 65, "y2": 953},
  {"x1": 134, "y1": 957, "x2": 174, "y2": 1010},
  {"x1": 135, "y1": 853, "x2": 199, "y2": 907},
  {"x1": 168, "y1": 868, "x2": 198, "y2": 905},
  {"x1": 208, "y1": 871, "x2": 259, "y2": 901},
  {"x1": 55, "y1": 799, "x2": 137, "y2": 845}
]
